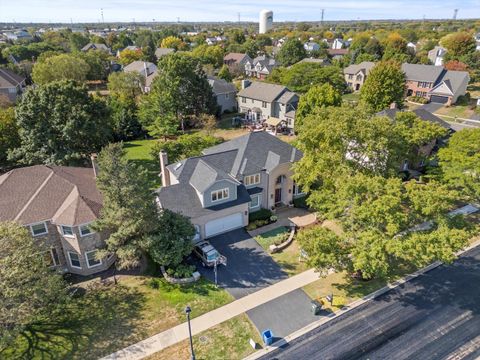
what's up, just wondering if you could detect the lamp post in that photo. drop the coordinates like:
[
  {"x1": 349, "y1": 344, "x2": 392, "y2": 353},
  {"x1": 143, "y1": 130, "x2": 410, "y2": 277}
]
[{"x1": 185, "y1": 306, "x2": 195, "y2": 360}]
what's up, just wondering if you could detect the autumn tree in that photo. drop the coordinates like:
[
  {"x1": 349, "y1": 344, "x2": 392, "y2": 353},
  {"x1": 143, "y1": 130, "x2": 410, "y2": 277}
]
[
  {"x1": 360, "y1": 61, "x2": 406, "y2": 113},
  {"x1": 444, "y1": 60, "x2": 468, "y2": 71},
  {"x1": 118, "y1": 48, "x2": 143, "y2": 65},
  {"x1": 160, "y1": 36, "x2": 184, "y2": 50},
  {"x1": 441, "y1": 32, "x2": 476, "y2": 59}
]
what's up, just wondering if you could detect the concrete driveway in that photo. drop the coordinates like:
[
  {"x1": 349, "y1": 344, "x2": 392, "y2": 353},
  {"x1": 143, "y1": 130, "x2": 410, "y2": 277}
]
[
  {"x1": 195, "y1": 228, "x2": 288, "y2": 299},
  {"x1": 418, "y1": 102, "x2": 444, "y2": 113}
]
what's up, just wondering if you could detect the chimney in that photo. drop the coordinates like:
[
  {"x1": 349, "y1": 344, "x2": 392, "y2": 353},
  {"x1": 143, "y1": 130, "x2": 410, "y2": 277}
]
[
  {"x1": 159, "y1": 151, "x2": 170, "y2": 187},
  {"x1": 90, "y1": 153, "x2": 99, "y2": 178},
  {"x1": 389, "y1": 102, "x2": 397, "y2": 109}
]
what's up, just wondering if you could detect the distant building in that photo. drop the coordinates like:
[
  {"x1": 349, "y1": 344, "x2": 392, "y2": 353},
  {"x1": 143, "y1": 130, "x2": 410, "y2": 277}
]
[
  {"x1": 327, "y1": 48, "x2": 348, "y2": 60},
  {"x1": 259, "y1": 9, "x2": 273, "y2": 34},
  {"x1": 343, "y1": 61, "x2": 376, "y2": 91},
  {"x1": 223, "y1": 53, "x2": 252, "y2": 72},
  {"x1": 207, "y1": 76, "x2": 237, "y2": 113},
  {"x1": 244, "y1": 55, "x2": 278, "y2": 79},
  {"x1": 154, "y1": 47, "x2": 175, "y2": 61},
  {"x1": 427, "y1": 46, "x2": 447, "y2": 66},
  {"x1": 304, "y1": 42, "x2": 320, "y2": 52},
  {"x1": 4, "y1": 30, "x2": 32, "y2": 41},
  {"x1": 81, "y1": 43, "x2": 111, "y2": 53},
  {"x1": 0, "y1": 68, "x2": 26, "y2": 103}
]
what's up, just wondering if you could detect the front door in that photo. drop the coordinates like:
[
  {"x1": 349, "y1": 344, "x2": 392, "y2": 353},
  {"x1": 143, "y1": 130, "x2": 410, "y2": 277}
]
[{"x1": 275, "y1": 188, "x2": 282, "y2": 204}]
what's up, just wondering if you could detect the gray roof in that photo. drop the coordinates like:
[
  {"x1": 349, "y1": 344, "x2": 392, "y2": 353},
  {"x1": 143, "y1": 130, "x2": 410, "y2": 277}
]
[
  {"x1": 277, "y1": 91, "x2": 297, "y2": 104},
  {"x1": 155, "y1": 48, "x2": 175, "y2": 59},
  {"x1": 81, "y1": 43, "x2": 110, "y2": 52},
  {"x1": 377, "y1": 108, "x2": 452, "y2": 130},
  {"x1": 207, "y1": 76, "x2": 237, "y2": 95},
  {"x1": 252, "y1": 55, "x2": 277, "y2": 67},
  {"x1": 0, "y1": 68, "x2": 24, "y2": 88},
  {"x1": 401, "y1": 63, "x2": 445, "y2": 82},
  {"x1": 237, "y1": 81, "x2": 288, "y2": 103},
  {"x1": 431, "y1": 70, "x2": 469, "y2": 97},
  {"x1": 344, "y1": 61, "x2": 375, "y2": 75},
  {"x1": 123, "y1": 61, "x2": 157, "y2": 76}
]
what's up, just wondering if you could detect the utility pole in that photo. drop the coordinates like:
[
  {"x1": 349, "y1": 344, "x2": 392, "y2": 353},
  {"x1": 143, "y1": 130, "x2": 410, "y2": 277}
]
[{"x1": 101, "y1": 8, "x2": 104, "y2": 24}]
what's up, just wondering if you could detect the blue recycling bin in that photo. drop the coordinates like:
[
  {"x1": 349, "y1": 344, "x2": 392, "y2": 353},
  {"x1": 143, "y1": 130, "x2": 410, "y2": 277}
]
[{"x1": 262, "y1": 329, "x2": 274, "y2": 345}]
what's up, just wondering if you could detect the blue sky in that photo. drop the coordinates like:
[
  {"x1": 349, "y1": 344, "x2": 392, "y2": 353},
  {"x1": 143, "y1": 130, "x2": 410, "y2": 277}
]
[{"x1": 1, "y1": 0, "x2": 479, "y2": 23}]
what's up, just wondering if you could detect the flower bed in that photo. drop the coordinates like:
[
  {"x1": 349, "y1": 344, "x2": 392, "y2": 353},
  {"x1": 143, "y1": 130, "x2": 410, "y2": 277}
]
[
  {"x1": 161, "y1": 265, "x2": 201, "y2": 284},
  {"x1": 247, "y1": 209, "x2": 278, "y2": 231}
]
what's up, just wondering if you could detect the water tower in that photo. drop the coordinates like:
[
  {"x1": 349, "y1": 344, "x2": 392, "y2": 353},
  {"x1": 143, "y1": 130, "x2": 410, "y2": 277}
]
[{"x1": 259, "y1": 9, "x2": 273, "y2": 34}]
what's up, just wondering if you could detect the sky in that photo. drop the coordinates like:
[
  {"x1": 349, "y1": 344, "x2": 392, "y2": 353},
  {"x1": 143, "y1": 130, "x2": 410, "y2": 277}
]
[{"x1": 0, "y1": 0, "x2": 479, "y2": 23}]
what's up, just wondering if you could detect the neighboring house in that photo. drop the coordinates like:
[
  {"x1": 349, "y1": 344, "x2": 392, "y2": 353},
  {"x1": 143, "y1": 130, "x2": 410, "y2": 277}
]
[
  {"x1": 407, "y1": 42, "x2": 417, "y2": 53},
  {"x1": 402, "y1": 63, "x2": 469, "y2": 105},
  {"x1": 427, "y1": 46, "x2": 447, "y2": 66},
  {"x1": 206, "y1": 36, "x2": 226, "y2": 46},
  {"x1": 0, "y1": 68, "x2": 26, "y2": 103},
  {"x1": 244, "y1": 55, "x2": 278, "y2": 79},
  {"x1": 0, "y1": 165, "x2": 114, "y2": 276},
  {"x1": 123, "y1": 60, "x2": 158, "y2": 92},
  {"x1": 81, "y1": 43, "x2": 111, "y2": 53},
  {"x1": 223, "y1": 53, "x2": 252, "y2": 72},
  {"x1": 237, "y1": 81, "x2": 298, "y2": 130},
  {"x1": 155, "y1": 47, "x2": 175, "y2": 61},
  {"x1": 157, "y1": 131, "x2": 303, "y2": 240},
  {"x1": 327, "y1": 48, "x2": 348, "y2": 60},
  {"x1": 304, "y1": 42, "x2": 320, "y2": 52},
  {"x1": 4, "y1": 30, "x2": 32, "y2": 41},
  {"x1": 116, "y1": 45, "x2": 141, "y2": 57},
  {"x1": 331, "y1": 38, "x2": 345, "y2": 50},
  {"x1": 207, "y1": 76, "x2": 237, "y2": 113},
  {"x1": 343, "y1": 61, "x2": 376, "y2": 91}
]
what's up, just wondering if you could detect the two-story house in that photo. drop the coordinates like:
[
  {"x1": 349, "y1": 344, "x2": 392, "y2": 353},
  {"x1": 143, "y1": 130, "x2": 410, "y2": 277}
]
[
  {"x1": 207, "y1": 76, "x2": 238, "y2": 114},
  {"x1": 0, "y1": 68, "x2": 26, "y2": 103},
  {"x1": 223, "y1": 53, "x2": 252, "y2": 73},
  {"x1": 427, "y1": 46, "x2": 447, "y2": 66},
  {"x1": 244, "y1": 55, "x2": 278, "y2": 79},
  {"x1": 402, "y1": 63, "x2": 469, "y2": 105},
  {"x1": 0, "y1": 165, "x2": 114, "y2": 276},
  {"x1": 343, "y1": 61, "x2": 376, "y2": 91},
  {"x1": 156, "y1": 131, "x2": 303, "y2": 240},
  {"x1": 237, "y1": 81, "x2": 299, "y2": 131}
]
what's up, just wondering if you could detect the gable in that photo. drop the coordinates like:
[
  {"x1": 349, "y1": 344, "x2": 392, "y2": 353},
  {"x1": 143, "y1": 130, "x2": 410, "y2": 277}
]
[{"x1": 429, "y1": 81, "x2": 453, "y2": 96}]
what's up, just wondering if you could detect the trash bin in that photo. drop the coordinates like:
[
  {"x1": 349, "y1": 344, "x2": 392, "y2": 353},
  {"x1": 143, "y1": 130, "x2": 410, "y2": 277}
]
[
  {"x1": 262, "y1": 329, "x2": 274, "y2": 345},
  {"x1": 311, "y1": 300, "x2": 322, "y2": 315}
]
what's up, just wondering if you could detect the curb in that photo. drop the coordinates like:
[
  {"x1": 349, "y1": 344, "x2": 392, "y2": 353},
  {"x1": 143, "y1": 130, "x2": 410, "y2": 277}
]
[{"x1": 244, "y1": 239, "x2": 480, "y2": 360}]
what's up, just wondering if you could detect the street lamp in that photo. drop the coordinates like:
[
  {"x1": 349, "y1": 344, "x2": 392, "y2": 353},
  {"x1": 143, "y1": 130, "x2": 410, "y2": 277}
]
[{"x1": 185, "y1": 306, "x2": 195, "y2": 360}]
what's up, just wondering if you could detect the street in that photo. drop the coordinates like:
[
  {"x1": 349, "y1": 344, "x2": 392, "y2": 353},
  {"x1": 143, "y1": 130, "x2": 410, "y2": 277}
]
[{"x1": 261, "y1": 245, "x2": 480, "y2": 360}]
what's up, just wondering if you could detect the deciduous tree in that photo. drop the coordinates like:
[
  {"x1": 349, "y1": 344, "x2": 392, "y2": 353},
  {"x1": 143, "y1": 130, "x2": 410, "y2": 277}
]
[
  {"x1": 276, "y1": 38, "x2": 307, "y2": 66},
  {"x1": 296, "y1": 84, "x2": 342, "y2": 127},
  {"x1": 32, "y1": 54, "x2": 90, "y2": 84}
]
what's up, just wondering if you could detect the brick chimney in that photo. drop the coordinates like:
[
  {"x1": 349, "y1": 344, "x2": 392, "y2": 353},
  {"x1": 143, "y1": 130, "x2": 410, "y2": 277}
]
[
  {"x1": 90, "y1": 153, "x2": 99, "y2": 178},
  {"x1": 159, "y1": 151, "x2": 170, "y2": 187}
]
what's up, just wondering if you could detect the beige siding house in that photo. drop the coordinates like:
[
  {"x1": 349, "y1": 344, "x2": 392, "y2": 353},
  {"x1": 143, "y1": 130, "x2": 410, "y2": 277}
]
[
  {"x1": 157, "y1": 132, "x2": 303, "y2": 240},
  {"x1": 0, "y1": 165, "x2": 114, "y2": 276},
  {"x1": 343, "y1": 61, "x2": 375, "y2": 91}
]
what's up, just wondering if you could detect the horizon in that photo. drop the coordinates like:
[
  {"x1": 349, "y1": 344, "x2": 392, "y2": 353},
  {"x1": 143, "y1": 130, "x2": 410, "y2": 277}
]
[{"x1": 1, "y1": 0, "x2": 479, "y2": 24}]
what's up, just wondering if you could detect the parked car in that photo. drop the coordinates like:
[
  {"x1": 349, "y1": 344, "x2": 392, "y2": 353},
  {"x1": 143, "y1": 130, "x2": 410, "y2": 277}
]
[{"x1": 193, "y1": 241, "x2": 227, "y2": 267}]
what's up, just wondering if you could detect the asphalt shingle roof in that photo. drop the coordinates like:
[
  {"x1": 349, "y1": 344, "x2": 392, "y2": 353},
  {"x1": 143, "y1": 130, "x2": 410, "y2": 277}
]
[
  {"x1": 401, "y1": 63, "x2": 445, "y2": 82},
  {"x1": 344, "y1": 61, "x2": 375, "y2": 75},
  {"x1": 207, "y1": 76, "x2": 237, "y2": 95},
  {"x1": 237, "y1": 82, "x2": 288, "y2": 103}
]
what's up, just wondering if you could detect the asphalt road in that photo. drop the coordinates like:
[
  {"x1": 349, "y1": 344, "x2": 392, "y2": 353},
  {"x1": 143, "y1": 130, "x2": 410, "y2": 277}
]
[{"x1": 261, "y1": 246, "x2": 480, "y2": 360}]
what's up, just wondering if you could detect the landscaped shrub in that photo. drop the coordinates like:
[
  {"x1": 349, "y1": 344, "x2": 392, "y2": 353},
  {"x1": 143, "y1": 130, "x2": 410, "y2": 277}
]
[
  {"x1": 166, "y1": 264, "x2": 196, "y2": 278},
  {"x1": 293, "y1": 195, "x2": 309, "y2": 209},
  {"x1": 456, "y1": 93, "x2": 470, "y2": 106},
  {"x1": 249, "y1": 208, "x2": 273, "y2": 222},
  {"x1": 407, "y1": 96, "x2": 428, "y2": 104}
]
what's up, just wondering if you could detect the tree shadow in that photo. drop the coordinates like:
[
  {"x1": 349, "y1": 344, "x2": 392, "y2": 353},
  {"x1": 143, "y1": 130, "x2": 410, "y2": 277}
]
[{"x1": 2, "y1": 283, "x2": 147, "y2": 359}]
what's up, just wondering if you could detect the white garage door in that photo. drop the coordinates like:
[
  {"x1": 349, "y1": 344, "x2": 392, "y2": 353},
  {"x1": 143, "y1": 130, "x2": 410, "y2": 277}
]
[{"x1": 205, "y1": 213, "x2": 244, "y2": 238}]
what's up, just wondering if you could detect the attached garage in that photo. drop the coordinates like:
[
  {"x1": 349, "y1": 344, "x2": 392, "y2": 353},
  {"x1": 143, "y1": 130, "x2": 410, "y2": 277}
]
[
  {"x1": 205, "y1": 212, "x2": 244, "y2": 238},
  {"x1": 430, "y1": 95, "x2": 449, "y2": 104}
]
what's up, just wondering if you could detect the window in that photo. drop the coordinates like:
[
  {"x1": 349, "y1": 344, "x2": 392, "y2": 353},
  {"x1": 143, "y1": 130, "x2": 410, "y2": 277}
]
[
  {"x1": 211, "y1": 188, "x2": 229, "y2": 202},
  {"x1": 348, "y1": 74, "x2": 353, "y2": 80},
  {"x1": 43, "y1": 248, "x2": 60, "y2": 267},
  {"x1": 30, "y1": 222, "x2": 48, "y2": 236},
  {"x1": 249, "y1": 195, "x2": 260, "y2": 209},
  {"x1": 276, "y1": 175, "x2": 283, "y2": 184},
  {"x1": 287, "y1": 118, "x2": 293, "y2": 126},
  {"x1": 242, "y1": 97, "x2": 246, "y2": 103},
  {"x1": 85, "y1": 250, "x2": 102, "y2": 268},
  {"x1": 8, "y1": 87, "x2": 16, "y2": 94},
  {"x1": 244, "y1": 174, "x2": 261, "y2": 186},
  {"x1": 61, "y1": 225, "x2": 74, "y2": 237},
  {"x1": 68, "y1": 252, "x2": 81, "y2": 269},
  {"x1": 262, "y1": 101, "x2": 267, "y2": 108},
  {"x1": 79, "y1": 224, "x2": 93, "y2": 237},
  {"x1": 293, "y1": 182, "x2": 304, "y2": 196},
  {"x1": 193, "y1": 225, "x2": 201, "y2": 241},
  {"x1": 225, "y1": 93, "x2": 229, "y2": 99}
]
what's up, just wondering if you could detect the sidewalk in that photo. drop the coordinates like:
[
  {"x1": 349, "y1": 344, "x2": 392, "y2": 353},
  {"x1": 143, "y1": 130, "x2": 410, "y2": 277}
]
[{"x1": 102, "y1": 268, "x2": 319, "y2": 360}]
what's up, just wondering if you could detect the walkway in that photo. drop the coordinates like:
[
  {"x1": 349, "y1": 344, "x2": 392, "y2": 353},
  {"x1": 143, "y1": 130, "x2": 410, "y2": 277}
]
[
  {"x1": 247, "y1": 207, "x2": 310, "y2": 237},
  {"x1": 102, "y1": 268, "x2": 319, "y2": 360}
]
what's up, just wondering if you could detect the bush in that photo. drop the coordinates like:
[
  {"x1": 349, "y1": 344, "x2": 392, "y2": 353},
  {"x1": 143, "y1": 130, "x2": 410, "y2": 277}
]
[
  {"x1": 249, "y1": 208, "x2": 272, "y2": 222},
  {"x1": 293, "y1": 195, "x2": 309, "y2": 209},
  {"x1": 407, "y1": 96, "x2": 428, "y2": 104},
  {"x1": 455, "y1": 93, "x2": 470, "y2": 106},
  {"x1": 166, "y1": 264, "x2": 196, "y2": 279}
]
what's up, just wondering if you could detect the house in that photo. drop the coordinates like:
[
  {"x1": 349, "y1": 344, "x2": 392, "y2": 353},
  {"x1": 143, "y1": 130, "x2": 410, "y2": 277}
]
[
  {"x1": 331, "y1": 38, "x2": 345, "y2": 50},
  {"x1": 207, "y1": 76, "x2": 237, "y2": 113},
  {"x1": 237, "y1": 81, "x2": 298, "y2": 131},
  {"x1": 4, "y1": 30, "x2": 32, "y2": 42},
  {"x1": 223, "y1": 53, "x2": 252, "y2": 72},
  {"x1": 327, "y1": 48, "x2": 348, "y2": 60},
  {"x1": 123, "y1": 61, "x2": 158, "y2": 93},
  {"x1": 407, "y1": 42, "x2": 417, "y2": 53},
  {"x1": 402, "y1": 63, "x2": 469, "y2": 105},
  {"x1": 0, "y1": 165, "x2": 114, "y2": 276},
  {"x1": 155, "y1": 47, "x2": 175, "y2": 61},
  {"x1": 244, "y1": 55, "x2": 278, "y2": 79},
  {"x1": 0, "y1": 68, "x2": 26, "y2": 103},
  {"x1": 156, "y1": 131, "x2": 303, "y2": 240},
  {"x1": 81, "y1": 43, "x2": 111, "y2": 53},
  {"x1": 427, "y1": 46, "x2": 447, "y2": 66},
  {"x1": 343, "y1": 61, "x2": 376, "y2": 91},
  {"x1": 206, "y1": 36, "x2": 226, "y2": 46},
  {"x1": 304, "y1": 42, "x2": 320, "y2": 52},
  {"x1": 116, "y1": 45, "x2": 141, "y2": 57}
]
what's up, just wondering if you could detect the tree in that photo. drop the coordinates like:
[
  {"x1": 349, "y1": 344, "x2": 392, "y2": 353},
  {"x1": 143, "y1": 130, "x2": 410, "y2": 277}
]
[
  {"x1": 276, "y1": 38, "x2": 307, "y2": 66},
  {"x1": 160, "y1": 36, "x2": 183, "y2": 50},
  {"x1": 192, "y1": 44, "x2": 224, "y2": 68},
  {"x1": 117, "y1": 48, "x2": 143, "y2": 66},
  {"x1": 360, "y1": 61, "x2": 406, "y2": 113},
  {"x1": 444, "y1": 60, "x2": 468, "y2": 71},
  {"x1": 31, "y1": 54, "x2": 90, "y2": 84},
  {"x1": 77, "y1": 50, "x2": 112, "y2": 80},
  {"x1": 441, "y1": 32, "x2": 476, "y2": 59},
  {"x1": 0, "y1": 222, "x2": 68, "y2": 350},
  {"x1": 93, "y1": 143, "x2": 158, "y2": 269},
  {"x1": 150, "y1": 133, "x2": 222, "y2": 164},
  {"x1": 138, "y1": 53, "x2": 216, "y2": 132},
  {"x1": 143, "y1": 210, "x2": 195, "y2": 267},
  {"x1": 9, "y1": 80, "x2": 111, "y2": 165},
  {"x1": 438, "y1": 128, "x2": 480, "y2": 202},
  {"x1": 0, "y1": 107, "x2": 19, "y2": 170},
  {"x1": 217, "y1": 64, "x2": 232, "y2": 82},
  {"x1": 198, "y1": 113, "x2": 217, "y2": 136},
  {"x1": 108, "y1": 96, "x2": 143, "y2": 141},
  {"x1": 296, "y1": 84, "x2": 342, "y2": 127},
  {"x1": 107, "y1": 71, "x2": 145, "y2": 100},
  {"x1": 69, "y1": 32, "x2": 90, "y2": 51},
  {"x1": 145, "y1": 113, "x2": 179, "y2": 140}
]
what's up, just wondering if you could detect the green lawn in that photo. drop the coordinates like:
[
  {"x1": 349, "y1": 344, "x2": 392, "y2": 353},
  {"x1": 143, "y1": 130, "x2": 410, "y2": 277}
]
[
  {"x1": 342, "y1": 92, "x2": 360, "y2": 103},
  {"x1": 2, "y1": 276, "x2": 234, "y2": 359},
  {"x1": 254, "y1": 226, "x2": 289, "y2": 250},
  {"x1": 123, "y1": 139, "x2": 161, "y2": 189},
  {"x1": 148, "y1": 314, "x2": 262, "y2": 360},
  {"x1": 435, "y1": 104, "x2": 474, "y2": 119}
]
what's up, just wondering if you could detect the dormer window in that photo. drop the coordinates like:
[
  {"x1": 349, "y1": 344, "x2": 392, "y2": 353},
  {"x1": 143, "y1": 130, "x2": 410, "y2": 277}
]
[
  {"x1": 244, "y1": 174, "x2": 261, "y2": 186},
  {"x1": 211, "y1": 188, "x2": 229, "y2": 202}
]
